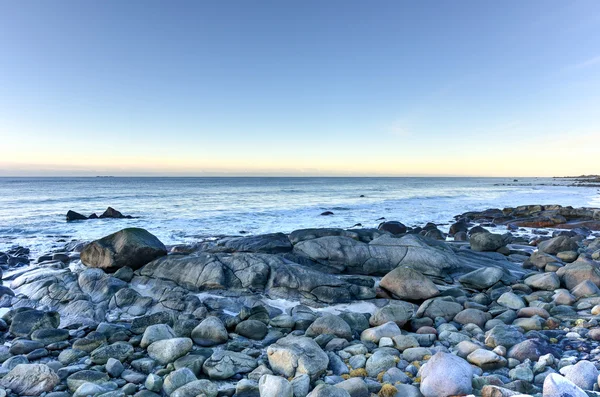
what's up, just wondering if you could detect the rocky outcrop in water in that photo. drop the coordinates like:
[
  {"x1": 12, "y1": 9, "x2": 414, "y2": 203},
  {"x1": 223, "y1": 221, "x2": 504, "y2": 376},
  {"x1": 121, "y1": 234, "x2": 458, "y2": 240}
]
[{"x1": 66, "y1": 207, "x2": 134, "y2": 222}]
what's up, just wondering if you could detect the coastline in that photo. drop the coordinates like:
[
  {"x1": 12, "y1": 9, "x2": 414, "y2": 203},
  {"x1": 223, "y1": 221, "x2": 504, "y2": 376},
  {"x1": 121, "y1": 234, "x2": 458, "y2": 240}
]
[{"x1": 0, "y1": 204, "x2": 599, "y2": 396}]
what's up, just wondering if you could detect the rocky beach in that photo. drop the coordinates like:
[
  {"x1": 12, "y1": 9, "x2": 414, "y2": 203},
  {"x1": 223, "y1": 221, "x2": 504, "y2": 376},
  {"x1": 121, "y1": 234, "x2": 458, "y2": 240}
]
[{"x1": 0, "y1": 204, "x2": 599, "y2": 397}]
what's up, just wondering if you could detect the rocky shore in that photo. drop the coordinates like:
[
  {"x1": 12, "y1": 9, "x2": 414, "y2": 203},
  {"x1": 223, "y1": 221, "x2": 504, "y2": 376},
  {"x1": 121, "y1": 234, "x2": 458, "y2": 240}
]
[{"x1": 1, "y1": 205, "x2": 600, "y2": 397}]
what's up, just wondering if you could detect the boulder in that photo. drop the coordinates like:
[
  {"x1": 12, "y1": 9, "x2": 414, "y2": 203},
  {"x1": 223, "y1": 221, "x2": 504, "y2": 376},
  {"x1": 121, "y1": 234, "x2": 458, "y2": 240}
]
[
  {"x1": 379, "y1": 267, "x2": 440, "y2": 300},
  {"x1": 216, "y1": 233, "x2": 292, "y2": 254},
  {"x1": 202, "y1": 350, "x2": 257, "y2": 380},
  {"x1": 543, "y1": 373, "x2": 587, "y2": 397},
  {"x1": 378, "y1": 221, "x2": 407, "y2": 235},
  {"x1": 81, "y1": 228, "x2": 167, "y2": 271},
  {"x1": 191, "y1": 317, "x2": 228, "y2": 346},
  {"x1": 305, "y1": 314, "x2": 352, "y2": 340},
  {"x1": 559, "y1": 360, "x2": 598, "y2": 391},
  {"x1": 458, "y1": 267, "x2": 504, "y2": 289},
  {"x1": 267, "y1": 335, "x2": 328, "y2": 381},
  {"x1": 538, "y1": 236, "x2": 579, "y2": 255},
  {"x1": 258, "y1": 375, "x2": 293, "y2": 397},
  {"x1": 66, "y1": 210, "x2": 87, "y2": 221},
  {"x1": 0, "y1": 364, "x2": 59, "y2": 395},
  {"x1": 9, "y1": 309, "x2": 60, "y2": 337},
  {"x1": 293, "y1": 234, "x2": 462, "y2": 277},
  {"x1": 147, "y1": 338, "x2": 193, "y2": 365},
  {"x1": 470, "y1": 232, "x2": 506, "y2": 252},
  {"x1": 419, "y1": 352, "x2": 473, "y2": 397},
  {"x1": 369, "y1": 301, "x2": 416, "y2": 327},
  {"x1": 524, "y1": 272, "x2": 560, "y2": 291}
]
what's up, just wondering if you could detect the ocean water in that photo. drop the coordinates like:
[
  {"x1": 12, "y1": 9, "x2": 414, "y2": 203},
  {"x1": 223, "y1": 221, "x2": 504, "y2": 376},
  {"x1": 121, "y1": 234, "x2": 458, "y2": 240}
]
[{"x1": 0, "y1": 177, "x2": 598, "y2": 256}]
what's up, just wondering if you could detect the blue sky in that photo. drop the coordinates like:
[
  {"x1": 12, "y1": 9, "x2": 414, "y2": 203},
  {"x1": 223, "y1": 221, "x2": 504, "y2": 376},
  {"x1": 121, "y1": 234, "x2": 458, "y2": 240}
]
[{"x1": 1, "y1": 1, "x2": 599, "y2": 176}]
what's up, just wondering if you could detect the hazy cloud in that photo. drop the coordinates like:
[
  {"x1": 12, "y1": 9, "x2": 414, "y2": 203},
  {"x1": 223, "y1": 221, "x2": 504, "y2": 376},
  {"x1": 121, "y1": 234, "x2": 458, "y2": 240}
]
[{"x1": 571, "y1": 55, "x2": 600, "y2": 69}]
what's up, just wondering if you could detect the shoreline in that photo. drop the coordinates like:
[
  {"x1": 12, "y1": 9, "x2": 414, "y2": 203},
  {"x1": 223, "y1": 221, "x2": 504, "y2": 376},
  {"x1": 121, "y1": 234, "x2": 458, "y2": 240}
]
[{"x1": 0, "y1": 204, "x2": 599, "y2": 396}]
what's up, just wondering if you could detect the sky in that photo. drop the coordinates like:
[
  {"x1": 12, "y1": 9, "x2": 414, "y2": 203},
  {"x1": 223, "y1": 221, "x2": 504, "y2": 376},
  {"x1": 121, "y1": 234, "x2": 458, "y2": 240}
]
[{"x1": 0, "y1": 0, "x2": 599, "y2": 177}]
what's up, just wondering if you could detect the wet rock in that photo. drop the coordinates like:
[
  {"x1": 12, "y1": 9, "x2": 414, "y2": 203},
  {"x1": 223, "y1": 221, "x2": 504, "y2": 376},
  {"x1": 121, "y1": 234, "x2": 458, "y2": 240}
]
[
  {"x1": 66, "y1": 210, "x2": 88, "y2": 221},
  {"x1": 378, "y1": 221, "x2": 407, "y2": 235}
]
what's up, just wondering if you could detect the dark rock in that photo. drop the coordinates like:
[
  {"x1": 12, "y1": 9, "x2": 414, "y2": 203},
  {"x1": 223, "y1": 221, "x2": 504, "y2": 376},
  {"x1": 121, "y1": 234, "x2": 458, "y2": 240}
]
[
  {"x1": 66, "y1": 210, "x2": 87, "y2": 222},
  {"x1": 378, "y1": 221, "x2": 407, "y2": 235},
  {"x1": 81, "y1": 228, "x2": 167, "y2": 271}
]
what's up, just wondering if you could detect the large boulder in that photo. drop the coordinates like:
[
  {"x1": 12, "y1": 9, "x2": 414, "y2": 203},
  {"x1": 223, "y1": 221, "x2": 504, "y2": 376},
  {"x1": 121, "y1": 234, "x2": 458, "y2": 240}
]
[
  {"x1": 81, "y1": 228, "x2": 167, "y2": 271},
  {"x1": 378, "y1": 221, "x2": 407, "y2": 235},
  {"x1": 267, "y1": 335, "x2": 329, "y2": 381},
  {"x1": 1, "y1": 364, "x2": 60, "y2": 395},
  {"x1": 538, "y1": 236, "x2": 579, "y2": 255},
  {"x1": 458, "y1": 267, "x2": 504, "y2": 290},
  {"x1": 379, "y1": 267, "x2": 439, "y2": 300},
  {"x1": 543, "y1": 373, "x2": 587, "y2": 397},
  {"x1": 9, "y1": 309, "x2": 60, "y2": 337},
  {"x1": 419, "y1": 352, "x2": 473, "y2": 397},
  {"x1": 470, "y1": 232, "x2": 506, "y2": 252},
  {"x1": 293, "y1": 234, "x2": 462, "y2": 277},
  {"x1": 305, "y1": 314, "x2": 352, "y2": 340},
  {"x1": 214, "y1": 233, "x2": 292, "y2": 254}
]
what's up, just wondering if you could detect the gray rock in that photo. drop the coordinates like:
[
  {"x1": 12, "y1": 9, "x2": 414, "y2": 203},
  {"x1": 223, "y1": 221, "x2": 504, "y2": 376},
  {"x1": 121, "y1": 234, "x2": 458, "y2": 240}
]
[
  {"x1": 485, "y1": 325, "x2": 525, "y2": 348},
  {"x1": 335, "y1": 377, "x2": 369, "y2": 397},
  {"x1": 307, "y1": 384, "x2": 351, "y2": 397},
  {"x1": 470, "y1": 233, "x2": 506, "y2": 252},
  {"x1": 458, "y1": 267, "x2": 504, "y2": 289},
  {"x1": 106, "y1": 358, "x2": 125, "y2": 377},
  {"x1": 379, "y1": 266, "x2": 439, "y2": 300},
  {"x1": 419, "y1": 352, "x2": 473, "y2": 397},
  {"x1": 267, "y1": 335, "x2": 329, "y2": 381},
  {"x1": 81, "y1": 228, "x2": 167, "y2": 271},
  {"x1": 258, "y1": 374, "x2": 293, "y2": 397},
  {"x1": 305, "y1": 314, "x2": 352, "y2": 340},
  {"x1": 191, "y1": 317, "x2": 228, "y2": 346},
  {"x1": 0, "y1": 364, "x2": 59, "y2": 395},
  {"x1": 171, "y1": 380, "x2": 218, "y2": 397},
  {"x1": 560, "y1": 360, "x2": 598, "y2": 391},
  {"x1": 147, "y1": 338, "x2": 193, "y2": 365},
  {"x1": 202, "y1": 350, "x2": 257, "y2": 380},
  {"x1": 163, "y1": 368, "x2": 196, "y2": 396},
  {"x1": 497, "y1": 292, "x2": 525, "y2": 310},
  {"x1": 369, "y1": 301, "x2": 416, "y2": 327},
  {"x1": 9, "y1": 309, "x2": 60, "y2": 337},
  {"x1": 140, "y1": 324, "x2": 176, "y2": 348},
  {"x1": 360, "y1": 322, "x2": 401, "y2": 344},
  {"x1": 538, "y1": 236, "x2": 579, "y2": 255},
  {"x1": 543, "y1": 373, "x2": 587, "y2": 397},
  {"x1": 91, "y1": 342, "x2": 134, "y2": 364},
  {"x1": 365, "y1": 350, "x2": 396, "y2": 377},
  {"x1": 524, "y1": 272, "x2": 561, "y2": 291},
  {"x1": 235, "y1": 320, "x2": 268, "y2": 340},
  {"x1": 66, "y1": 370, "x2": 110, "y2": 392}
]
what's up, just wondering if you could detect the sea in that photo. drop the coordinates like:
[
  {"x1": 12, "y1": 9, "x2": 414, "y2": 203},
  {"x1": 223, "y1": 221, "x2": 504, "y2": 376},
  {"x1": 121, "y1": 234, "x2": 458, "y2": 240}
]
[{"x1": 0, "y1": 177, "x2": 598, "y2": 256}]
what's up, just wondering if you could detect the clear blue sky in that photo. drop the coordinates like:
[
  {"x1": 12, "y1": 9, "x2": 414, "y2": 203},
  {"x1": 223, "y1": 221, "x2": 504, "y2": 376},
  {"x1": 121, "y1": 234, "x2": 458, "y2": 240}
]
[{"x1": 1, "y1": 1, "x2": 599, "y2": 176}]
